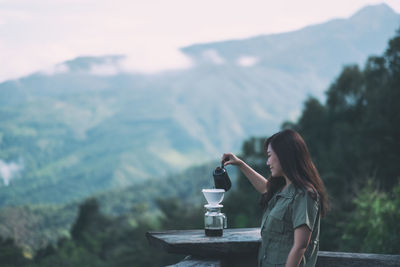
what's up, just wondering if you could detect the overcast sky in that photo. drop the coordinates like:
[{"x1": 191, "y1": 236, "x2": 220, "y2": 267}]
[{"x1": 1, "y1": 0, "x2": 399, "y2": 82}]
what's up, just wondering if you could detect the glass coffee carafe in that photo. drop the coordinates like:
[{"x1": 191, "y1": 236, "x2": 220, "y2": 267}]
[{"x1": 204, "y1": 204, "x2": 227, "y2": 236}]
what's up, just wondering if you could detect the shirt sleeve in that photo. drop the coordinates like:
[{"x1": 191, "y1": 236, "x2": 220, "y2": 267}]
[{"x1": 291, "y1": 191, "x2": 319, "y2": 231}]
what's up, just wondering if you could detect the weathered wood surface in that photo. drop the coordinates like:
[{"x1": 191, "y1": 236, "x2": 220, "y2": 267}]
[
  {"x1": 146, "y1": 228, "x2": 260, "y2": 257},
  {"x1": 316, "y1": 251, "x2": 400, "y2": 267},
  {"x1": 165, "y1": 252, "x2": 400, "y2": 267},
  {"x1": 147, "y1": 228, "x2": 400, "y2": 267},
  {"x1": 167, "y1": 253, "x2": 400, "y2": 267},
  {"x1": 166, "y1": 256, "x2": 221, "y2": 267},
  {"x1": 164, "y1": 255, "x2": 256, "y2": 267}
]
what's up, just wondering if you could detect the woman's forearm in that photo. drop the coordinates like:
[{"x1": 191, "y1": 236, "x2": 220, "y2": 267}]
[
  {"x1": 285, "y1": 247, "x2": 306, "y2": 267},
  {"x1": 237, "y1": 160, "x2": 268, "y2": 193}
]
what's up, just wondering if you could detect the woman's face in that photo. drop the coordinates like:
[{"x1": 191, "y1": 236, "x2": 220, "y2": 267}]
[{"x1": 267, "y1": 144, "x2": 284, "y2": 177}]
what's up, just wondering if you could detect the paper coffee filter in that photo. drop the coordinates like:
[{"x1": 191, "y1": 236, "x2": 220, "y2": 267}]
[{"x1": 202, "y1": 189, "x2": 225, "y2": 205}]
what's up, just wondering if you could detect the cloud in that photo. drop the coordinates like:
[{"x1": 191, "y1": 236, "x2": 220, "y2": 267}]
[
  {"x1": 40, "y1": 63, "x2": 69, "y2": 76},
  {"x1": 0, "y1": 9, "x2": 33, "y2": 25},
  {"x1": 237, "y1": 56, "x2": 259, "y2": 67},
  {"x1": 0, "y1": 159, "x2": 24, "y2": 186},
  {"x1": 89, "y1": 63, "x2": 120, "y2": 76},
  {"x1": 120, "y1": 47, "x2": 193, "y2": 74},
  {"x1": 36, "y1": 48, "x2": 193, "y2": 77},
  {"x1": 201, "y1": 49, "x2": 225, "y2": 64}
]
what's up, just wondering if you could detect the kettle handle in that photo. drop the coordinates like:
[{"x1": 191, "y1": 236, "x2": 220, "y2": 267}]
[
  {"x1": 221, "y1": 155, "x2": 231, "y2": 169},
  {"x1": 221, "y1": 156, "x2": 229, "y2": 169}
]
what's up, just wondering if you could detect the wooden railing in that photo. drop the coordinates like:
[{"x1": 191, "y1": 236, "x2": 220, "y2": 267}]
[{"x1": 146, "y1": 228, "x2": 400, "y2": 267}]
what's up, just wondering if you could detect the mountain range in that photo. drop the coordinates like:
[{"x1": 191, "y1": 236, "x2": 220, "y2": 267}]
[{"x1": 0, "y1": 4, "x2": 399, "y2": 206}]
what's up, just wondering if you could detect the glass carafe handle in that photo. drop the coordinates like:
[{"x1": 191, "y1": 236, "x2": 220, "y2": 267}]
[{"x1": 222, "y1": 213, "x2": 227, "y2": 229}]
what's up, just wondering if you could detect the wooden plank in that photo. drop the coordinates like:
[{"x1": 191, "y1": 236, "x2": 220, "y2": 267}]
[
  {"x1": 146, "y1": 228, "x2": 261, "y2": 257},
  {"x1": 316, "y1": 251, "x2": 400, "y2": 267},
  {"x1": 166, "y1": 256, "x2": 221, "y2": 267},
  {"x1": 147, "y1": 228, "x2": 400, "y2": 266}
]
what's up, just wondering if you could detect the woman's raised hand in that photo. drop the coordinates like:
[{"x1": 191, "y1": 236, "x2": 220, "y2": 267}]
[
  {"x1": 222, "y1": 153, "x2": 268, "y2": 194},
  {"x1": 222, "y1": 153, "x2": 243, "y2": 166}
]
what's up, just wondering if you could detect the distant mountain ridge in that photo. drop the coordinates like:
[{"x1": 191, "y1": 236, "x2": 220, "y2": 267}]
[
  {"x1": 0, "y1": 4, "x2": 398, "y2": 206},
  {"x1": 182, "y1": 4, "x2": 399, "y2": 96}
]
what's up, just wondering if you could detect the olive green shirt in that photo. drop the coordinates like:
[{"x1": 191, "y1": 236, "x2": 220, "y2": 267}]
[{"x1": 258, "y1": 183, "x2": 320, "y2": 267}]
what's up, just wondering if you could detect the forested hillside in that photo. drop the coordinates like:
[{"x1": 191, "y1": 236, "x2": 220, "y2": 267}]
[
  {"x1": 0, "y1": 161, "x2": 229, "y2": 252},
  {"x1": 1, "y1": 25, "x2": 399, "y2": 267}
]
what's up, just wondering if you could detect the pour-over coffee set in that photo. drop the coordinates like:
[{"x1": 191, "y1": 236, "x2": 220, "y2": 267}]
[{"x1": 202, "y1": 163, "x2": 232, "y2": 237}]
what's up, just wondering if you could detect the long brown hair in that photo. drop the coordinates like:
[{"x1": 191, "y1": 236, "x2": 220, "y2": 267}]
[{"x1": 260, "y1": 129, "x2": 329, "y2": 217}]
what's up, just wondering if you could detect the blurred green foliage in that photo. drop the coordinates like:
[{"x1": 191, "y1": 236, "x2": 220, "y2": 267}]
[
  {"x1": 0, "y1": 237, "x2": 30, "y2": 267},
  {"x1": 0, "y1": 162, "x2": 219, "y2": 253},
  {"x1": 342, "y1": 182, "x2": 400, "y2": 253}
]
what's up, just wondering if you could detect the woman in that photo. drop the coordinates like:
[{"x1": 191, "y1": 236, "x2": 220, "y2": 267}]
[{"x1": 222, "y1": 129, "x2": 328, "y2": 267}]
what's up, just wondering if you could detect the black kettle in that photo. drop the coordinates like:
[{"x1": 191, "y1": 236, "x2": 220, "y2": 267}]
[{"x1": 213, "y1": 163, "x2": 232, "y2": 192}]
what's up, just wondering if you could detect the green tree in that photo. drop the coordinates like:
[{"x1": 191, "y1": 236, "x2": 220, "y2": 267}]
[
  {"x1": 0, "y1": 237, "x2": 30, "y2": 267},
  {"x1": 341, "y1": 182, "x2": 400, "y2": 253}
]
